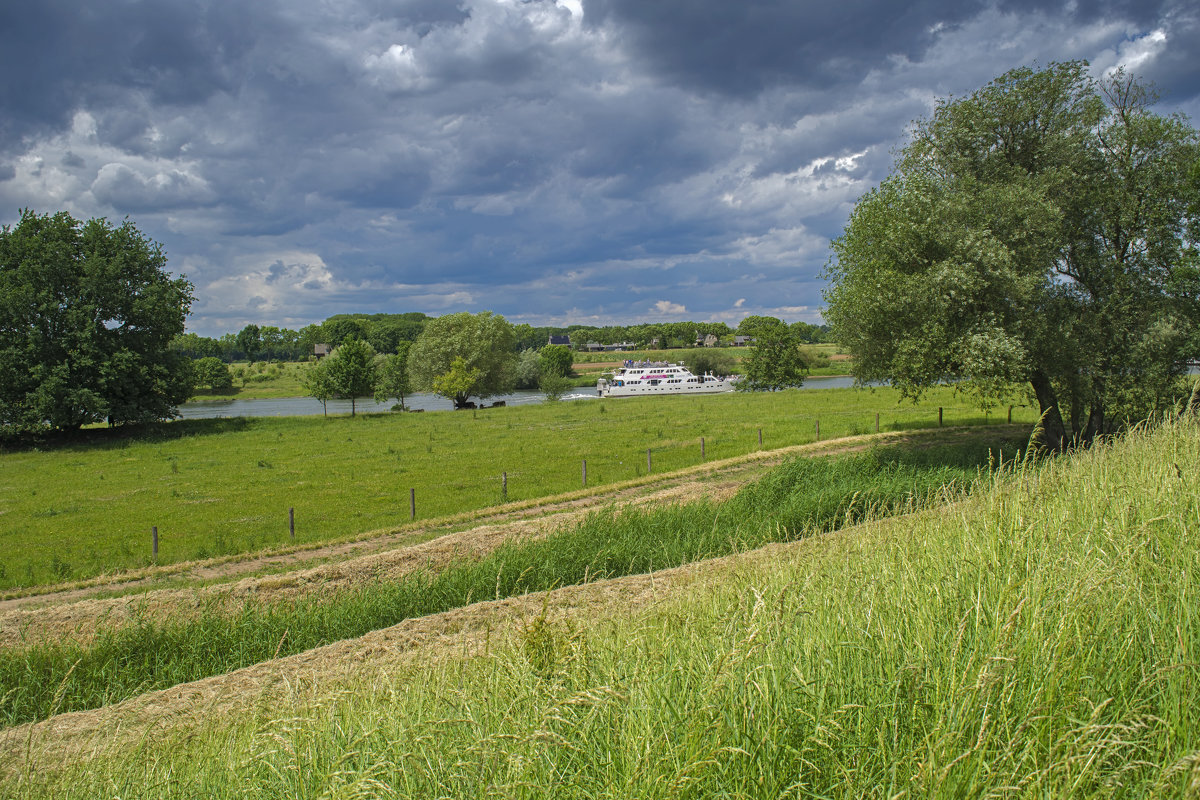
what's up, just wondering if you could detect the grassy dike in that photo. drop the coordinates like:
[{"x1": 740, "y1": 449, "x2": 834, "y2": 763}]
[
  {"x1": 0, "y1": 386, "x2": 1031, "y2": 591},
  {"x1": 0, "y1": 439, "x2": 1011, "y2": 727},
  {"x1": 6, "y1": 418, "x2": 1196, "y2": 798}
]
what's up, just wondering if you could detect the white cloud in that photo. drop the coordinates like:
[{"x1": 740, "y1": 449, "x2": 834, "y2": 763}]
[
  {"x1": 652, "y1": 299, "x2": 687, "y2": 315},
  {"x1": 363, "y1": 43, "x2": 427, "y2": 91},
  {"x1": 1098, "y1": 28, "x2": 1169, "y2": 76}
]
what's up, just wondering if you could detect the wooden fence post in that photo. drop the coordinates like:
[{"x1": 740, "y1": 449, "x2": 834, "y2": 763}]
[
  {"x1": 502, "y1": 471, "x2": 508, "y2": 502},
  {"x1": 875, "y1": 412, "x2": 880, "y2": 433},
  {"x1": 815, "y1": 419, "x2": 820, "y2": 441},
  {"x1": 152, "y1": 526, "x2": 158, "y2": 559},
  {"x1": 701, "y1": 437, "x2": 705, "y2": 460},
  {"x1": 289, "y1": 507, "x2": 295, "y2": 539},
  {"x1": 758, "y1": 428, "x2": 763, "y2": 447},
  {"x1": 647, "y1": 449, "x2": 652, "y2": 474},
  {"x1": 582, "y1": 459, "x2": 587, "y2": 488},
  {"x1": 410, "y1": 488, "x2": 416, "y2": 520}
]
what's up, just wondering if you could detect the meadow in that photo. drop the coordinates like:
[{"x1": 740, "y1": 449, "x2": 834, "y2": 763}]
[
  {"x1": 0, "y1": 437, "x2": 1019, "y2": 726},
  {"x1": 0, "y1": 386, "x2": 1035, "y2": 591},
  {"x1": 5, "y1": 415, "x2": 1197, "y2": 797},
  {"x1": 189, "y1": 360, "x2": 312, "y2": 400}
]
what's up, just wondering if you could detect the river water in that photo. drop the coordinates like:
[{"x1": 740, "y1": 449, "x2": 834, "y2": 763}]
[{"x1": 177, "y1": 375, "x2": 864, "y2": 419}]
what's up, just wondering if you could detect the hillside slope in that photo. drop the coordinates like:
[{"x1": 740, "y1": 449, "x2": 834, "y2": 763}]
[{"x1": 4, "y1": 420, "x2": 1198, "y2": 798}]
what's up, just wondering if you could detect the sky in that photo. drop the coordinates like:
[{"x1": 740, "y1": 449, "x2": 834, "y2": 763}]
[{"x1": 2, "y1": 0, "x2": 1198, "y2": 338}]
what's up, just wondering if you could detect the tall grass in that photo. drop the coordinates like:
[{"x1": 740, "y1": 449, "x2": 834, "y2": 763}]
[
  {"x1": 0, "y1": 438, "x2": 1013, "y2": 727},
  {"x1": 8, "y1": 419, "x2": 1195, "y2": 798}
]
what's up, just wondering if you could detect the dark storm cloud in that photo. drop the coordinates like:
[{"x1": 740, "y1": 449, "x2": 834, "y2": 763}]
[
  {"x1": 1, "y1": 0, "x2": 1196, "y2": 336},
  {"x1": 0, "y1": 0, "x2": 261, "y2": 153},
  {"x1": 583, "y1": 0, "x2": 990, "y2": 95},
  {"x1": 583, "y1": 0, "x2": 1196, "y2": 101}
]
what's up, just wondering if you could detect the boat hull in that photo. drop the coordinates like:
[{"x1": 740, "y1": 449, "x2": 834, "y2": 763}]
[
  {"x1": 596, "y1": 363, "x2": 739, "y2": 398},
  {"x1": 597, "y1": 382, "x2": 737, "y2": 398}
]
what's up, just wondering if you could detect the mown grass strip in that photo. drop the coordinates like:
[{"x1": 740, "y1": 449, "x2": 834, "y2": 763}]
[{"x1": 0, "y1": 437, "x2": 1021, "y2": 727}]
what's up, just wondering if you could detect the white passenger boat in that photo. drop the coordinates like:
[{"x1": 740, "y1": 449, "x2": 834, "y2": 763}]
[{"x1": 596, "y1": 361, "x2": 739, "y2": 398}]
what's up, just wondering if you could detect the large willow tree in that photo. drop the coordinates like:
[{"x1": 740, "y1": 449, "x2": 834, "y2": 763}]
[
  {"x1": 825, "y1": 62, "x2": 1200, "y2": 450},
  {"x1": 407, "y1": 311, "x2": 517, "y2": 409}
]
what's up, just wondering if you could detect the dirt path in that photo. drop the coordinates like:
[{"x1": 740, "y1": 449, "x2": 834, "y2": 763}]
[{"x1": 1, "y1": 432, "x2": 946, "y2": 647}]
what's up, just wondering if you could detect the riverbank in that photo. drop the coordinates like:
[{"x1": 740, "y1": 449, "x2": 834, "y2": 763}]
[{"x1": 179, "y1": 376, "x2": 864, "y2": 418}]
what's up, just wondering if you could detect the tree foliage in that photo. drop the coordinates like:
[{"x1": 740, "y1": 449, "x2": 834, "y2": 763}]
[
  {"x1": 538, "y1": 344, "x2": 573, "y2": 378},
  {"x1": 514, "y1": 348, "x2": 542, "y2": 390},
  {"x1": 0, "y1": 210, "x2": 194, "y2": 435},
  {"x1": 683, "y1": 349, "x2": 737, "y2": 378},
  {"x1": 538, "y1": 372, "x2": 572, "y2": 402},
  {"x1": 431, "y1": 356, "x2": 483, "y2": 406},
  {"x1": 374, "y1": 341, "x2": 413, "y2": 410},
  {"x1": 825, "y1": 62, "x2": 1200, "y2": 450},
  {"x1": 192, "y1": 357, "x2": 234, "y2": 393},
  {"x1": 736, "y1": 315, "x2": 786, "y2": 338},
  {"x1": 301, "y1": 359, "x2": 334, "y2": 416},
  {"x1": 407, "y1": 311, "x2": 517, "y2": 409},
  {"x1": 737, "y1": 325, "x2": 808, "y2": 391},
  {"x1": 235, "y1": 324, "x2": 262, "y2": 361},
  {"x1": 324, "y1": 338, "x2": 378, "y2": 416}
]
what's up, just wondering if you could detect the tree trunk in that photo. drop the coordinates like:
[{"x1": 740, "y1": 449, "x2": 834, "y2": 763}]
[
  {"x1": 1029, "y1": 370, "x2": 1068, "y2": 452},
  {"x1": 1081, "y1": 403, "x2": 1104, "y2": 447},
  {"x1": 350, "y1": 397, "x2": 356, "y2": 416}
]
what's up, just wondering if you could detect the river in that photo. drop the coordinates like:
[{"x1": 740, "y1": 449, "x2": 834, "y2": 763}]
[{"x1": 177, "y1": 375, "x2": 865, "y2": 419}]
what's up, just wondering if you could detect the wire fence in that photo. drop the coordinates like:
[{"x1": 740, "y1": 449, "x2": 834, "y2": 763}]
[{"x1": 132, "y1": 403, "x2": 1031, "y2": 565}]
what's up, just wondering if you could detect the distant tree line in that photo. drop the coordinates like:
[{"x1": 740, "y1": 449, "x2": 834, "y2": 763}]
[
  {"x1": 169, "y1": 312, "x2": 433, "y2": 363},
  {"x1": 171, "y1": 314, "x2": 830, "y2": 364}
]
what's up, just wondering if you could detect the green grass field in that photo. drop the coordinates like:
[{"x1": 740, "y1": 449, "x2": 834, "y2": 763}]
[
  {"x1": 189, "y1": 360, "x2": 313, "y2": 401},
  {"x1": 7, "y1": 416, "x2": 1197, "y2": 797},
  {"x1": 0, "y1": 437, "x2": 1016, "y2": 726},
  {"x1": 0, "y1": 387, "x2": 1032, "y2": 590}
]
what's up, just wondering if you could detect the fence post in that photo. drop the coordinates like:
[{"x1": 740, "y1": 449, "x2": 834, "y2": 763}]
[
  {"x1": 815, "y1": 419, "x2": 820, "y2": 441},
  {"x1": 582, "y1": 459, "x2": 587, "y2": 488},
  {"x1": 758, "y1": 428, "x2": 763, "y2": 447},
  {"x1": 152, "y1": 526, "x2": 158, "y2": 560},
  {"x1": 289, "y1": 507, "x2": 295, "y2": 540},
  {"x1": 502, "y1": 471, "x2": 508, "y2": 502},
  {"x1": 410, "y1": 488, "x2": 416, "y2": 520},
  {"x1": 875, "y1": 412, "x2": 880, "y2": 433},
  {"x1": 647, "y1": 448, "x2": 652, "y2": 474},
  {"x1": 701, "y1": 437, "x2": 705, "y2": 460},
  {"x1": 938, "y1": 407, "x2": 944, "y2": 426}
]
